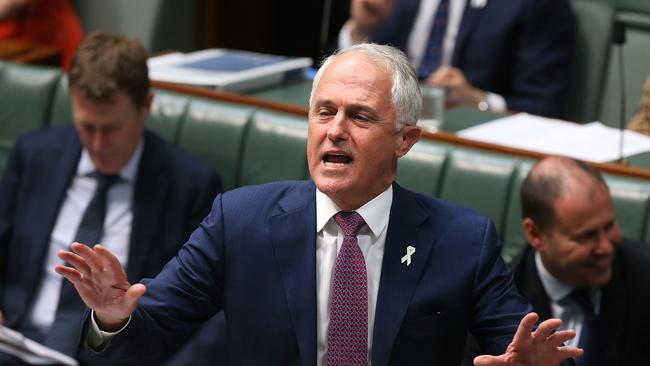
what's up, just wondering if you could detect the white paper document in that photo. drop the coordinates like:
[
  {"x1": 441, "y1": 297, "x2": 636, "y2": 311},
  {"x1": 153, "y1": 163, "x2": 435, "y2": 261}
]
[
  {"x1": 457, "y1": 113, "x2": 650, "y2": 163},
  {"x1": 0, "y1": 325, "x2": 78, "y2": 365}
]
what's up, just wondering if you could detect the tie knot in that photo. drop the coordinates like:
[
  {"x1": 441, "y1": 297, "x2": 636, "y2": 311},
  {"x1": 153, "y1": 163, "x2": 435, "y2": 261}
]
[
  {"x1": 333, "y1": 211, "x2": 366, "y2": 237},
  {"x1": 568, "y1": 288, "x2": 594, "y2": 313},
  {"x1": 94, "y1": 172, "x2": 120, "y2": 192}
]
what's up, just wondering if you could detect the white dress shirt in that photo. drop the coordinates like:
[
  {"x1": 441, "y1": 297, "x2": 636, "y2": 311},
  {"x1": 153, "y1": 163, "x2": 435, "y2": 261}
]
[
  {"x1": 338, "y1": 0, "x2": 506, "y2": 112},
  {"x1": 316, "y1": 186, "x2": 393, "y2": 366},
  {"x1": 535, "y1": 252, "x2": 601, "y2": 348},
  {"x1": 27, "y1": 141, "x2": 143, "y2": 330}
]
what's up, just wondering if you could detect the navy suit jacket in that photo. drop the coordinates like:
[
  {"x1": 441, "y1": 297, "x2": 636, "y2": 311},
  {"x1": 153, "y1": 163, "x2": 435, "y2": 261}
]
[
  {"x1": 511, "y1": 242, "x2": 650, "y2": 365},
  {"x1": 98, "y1": 180, "x2": 531, "y2": 365},
  {"x1": 0, "y1": 125, "x2": 222, "y2": 363},
  {"x1": 372, "y1": 0, "x2": 576, "y2": 118}
]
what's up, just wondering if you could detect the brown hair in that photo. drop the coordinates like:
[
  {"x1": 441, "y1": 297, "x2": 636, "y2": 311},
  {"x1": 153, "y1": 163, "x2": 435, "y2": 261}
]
[{"x1": 68, "y1": 31, "x2": 149, "y2": 108}]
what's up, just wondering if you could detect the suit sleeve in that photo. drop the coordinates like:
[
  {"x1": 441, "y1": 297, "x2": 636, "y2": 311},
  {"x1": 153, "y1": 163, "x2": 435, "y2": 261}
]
[
  {"x1": 469, "y1": 219, "x2": 532, "y2": 355},
  {"x1": 505, "y1": 0, "x2": 576, "y2": 117}
]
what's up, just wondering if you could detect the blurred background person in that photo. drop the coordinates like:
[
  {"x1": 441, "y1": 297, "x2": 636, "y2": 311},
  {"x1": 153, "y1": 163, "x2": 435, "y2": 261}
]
[
  {"x1": 628, "y1": 76, "x2": 650, "y2": 136},
  {"x1": 0, "y1": 0, "x2": 83, "y2": 70},
  {"x1": 338, "y1": 0, "x2": 576, "y2": 118}
]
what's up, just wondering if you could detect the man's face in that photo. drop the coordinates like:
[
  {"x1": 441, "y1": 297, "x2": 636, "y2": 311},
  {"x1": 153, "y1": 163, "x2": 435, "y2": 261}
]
[
  {"x1": 535, "y1": 185, "x2": 621, "y2": 287},
  {"x1": 307, "y1": 52, "x2": 419, "y2": 210},
  {"x1": 72, "y1": 88, "x2": 151, "y2": 175}
]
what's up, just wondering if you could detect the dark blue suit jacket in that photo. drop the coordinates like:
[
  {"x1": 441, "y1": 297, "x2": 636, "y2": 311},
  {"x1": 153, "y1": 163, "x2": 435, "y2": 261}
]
[
  {"x1": 0, "y1": 125, "x2": 222, "y2": 364},
  {"x1": 372, "y1": 0, "x2": 575, "y2": 118},
  {"x1": 99, "y1": 180, "x2": 531, "y2": 365}
]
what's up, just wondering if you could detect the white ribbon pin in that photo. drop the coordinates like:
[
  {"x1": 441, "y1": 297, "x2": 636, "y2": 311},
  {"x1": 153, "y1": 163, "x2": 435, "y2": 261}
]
[{"x1": 401, "y1": 246, "x2": 416, "y2": 266}]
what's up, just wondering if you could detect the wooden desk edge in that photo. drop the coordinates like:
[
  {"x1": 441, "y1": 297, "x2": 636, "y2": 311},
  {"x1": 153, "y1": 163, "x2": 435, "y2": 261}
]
[{"x1": 153, "y1": 80, "x2": 650, "y2": 181}]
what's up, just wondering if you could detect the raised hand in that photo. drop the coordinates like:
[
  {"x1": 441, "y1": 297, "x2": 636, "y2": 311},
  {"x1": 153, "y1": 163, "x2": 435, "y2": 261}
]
[
  {"x1": 474, "y1": 313, "x2": 583, "y2": 366},
  {"x1": 55, "y1": 242, "x2": 146, "y2": 331}
]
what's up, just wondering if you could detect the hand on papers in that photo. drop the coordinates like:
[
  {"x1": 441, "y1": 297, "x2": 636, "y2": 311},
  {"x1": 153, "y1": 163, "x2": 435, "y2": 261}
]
[
  {"x1": 348, "y1": 0, "x2": 394, "y2": 42},
  {"x1": 55, "y1": 242, "x2": 146, "y2": 331},
  {"x1": 474, "y1": 313, "x2": 582, "y2": 366},
  {"x1": 426, "y1": 66, "x2": 485, "y2": 107}
]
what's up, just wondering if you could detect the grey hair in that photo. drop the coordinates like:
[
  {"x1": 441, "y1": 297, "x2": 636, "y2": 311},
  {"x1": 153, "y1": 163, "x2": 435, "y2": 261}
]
[{"x1": 309, "y1": 43, "x2": 421, "y2": 129}]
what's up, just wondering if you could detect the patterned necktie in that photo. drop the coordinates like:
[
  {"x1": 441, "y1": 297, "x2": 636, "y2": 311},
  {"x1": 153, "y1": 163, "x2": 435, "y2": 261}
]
[
  {"x1": 327, "y1": 211, "x2": 368, "y2": 366},
  {"x1": 569, "y1": 288, "x2": 599, "y2": 366},
  {"x1": 44, "y1": 173, "x2": 119, "y2": 354},
  {"x1": 417, "y1": 0, "x2": 451, "y2": 79}
]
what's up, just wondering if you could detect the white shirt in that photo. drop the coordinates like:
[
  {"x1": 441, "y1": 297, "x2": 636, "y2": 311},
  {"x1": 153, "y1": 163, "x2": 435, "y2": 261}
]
[
  {"x1": 535, "y1": 252, "x2": 601, "y2": 348},
  {"x1": 338, "y1": 0, "x2": 506, "y2": 112},
  {"x1": 316, "y1": 186, "x2": 392, "y2": 366},
  {"x1": 27, "y1": 141, "x2": 144, "y2": 330}
]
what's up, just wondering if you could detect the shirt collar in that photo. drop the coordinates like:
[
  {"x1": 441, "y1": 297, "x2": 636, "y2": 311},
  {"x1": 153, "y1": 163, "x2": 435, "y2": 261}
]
[
  {"x1": 535, "y1": 251, "x2": 574, "y2": 302},
  {"x1": 77, "y1": 139, "x2": 144, "y2": 183},
  {"x1": 315, "y1": 185, "x2": 393, "y2": 239}
]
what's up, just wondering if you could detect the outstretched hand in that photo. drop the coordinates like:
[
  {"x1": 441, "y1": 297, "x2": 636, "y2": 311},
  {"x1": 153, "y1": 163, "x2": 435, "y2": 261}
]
[
  {"x1": 474, "y1": 313, "x2": 582, "y2": 366},
  {"x1": 55, "y1": 242, "x2": 146, "y2": 331}
]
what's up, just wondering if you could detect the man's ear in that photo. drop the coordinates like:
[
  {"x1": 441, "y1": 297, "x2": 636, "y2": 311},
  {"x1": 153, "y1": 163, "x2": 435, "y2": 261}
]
[
  {"x1": 522, "y1": 217, "x2": 546, "y2": 251},
  {"x1": 396, "y1": 124, "x2": 421, "y2": 158}
]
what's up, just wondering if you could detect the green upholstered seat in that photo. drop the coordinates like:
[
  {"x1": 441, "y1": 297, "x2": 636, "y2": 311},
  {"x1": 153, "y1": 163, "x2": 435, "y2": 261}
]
[
  {"x1": 606, "y1": 175, "x2": 650, "y2": 240},
  {"x1": 148, "y1": 90, "x2": 190, "y2": 144},
  {"x1": 177, "y1": 99, "x2": 253, "y2": 191},
  {"x1": 501, "y1": 161, "x2": 535, "y2": 263},
  {"x1": 238, "y1": 111, "x2": 308, "y2": 187},
  {"x1": 438, "y1": 149, "x2": 519, "y2": 237},
  {"x1": 565, "y1": 0, "x2": 615, "y2": 123},
  {"x1": 49, "y1": 74, "x2": 73, "y2": 127},
  {"x1": 0, "y1": 62, "x2": 62, "y2": 175},
  {"x1": 396, "y1": 140, "x2": 448, "y2": 197}
]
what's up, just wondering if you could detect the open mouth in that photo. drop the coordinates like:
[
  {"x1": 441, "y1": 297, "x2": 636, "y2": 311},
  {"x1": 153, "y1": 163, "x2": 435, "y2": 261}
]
[{"x1": 323, "y1": 152, "x2": 353, "y2": 166}]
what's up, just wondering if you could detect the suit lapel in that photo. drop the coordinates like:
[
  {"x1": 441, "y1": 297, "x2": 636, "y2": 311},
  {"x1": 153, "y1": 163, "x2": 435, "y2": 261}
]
[
  {"x1": 127, "y1": 132, "x2": 169, "y2": 280},
  {"x1": 371, "y1": 184, "x2": 433, "y2": 366},
  {"x1": 512, "y1": 246, "x2": 553, "y2": 320},
  {"x1": 269, "y1": 183, "x2": 317, "y2": 366},
  {"x1": 23, "y1": 129, "x2": 79, "y2": 310},
  {"x1": 452, "y1": 2, "x2": 483, "y2": 66}
]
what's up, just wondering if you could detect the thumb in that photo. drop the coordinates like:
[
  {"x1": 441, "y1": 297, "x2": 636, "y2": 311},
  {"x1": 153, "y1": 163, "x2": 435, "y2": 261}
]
[
  {"x1": 124, "y1": 283, "x2": 147, "y2": 311},
  {"x1": 473, "y1": 354, "x2": 508, "y2": 366}
]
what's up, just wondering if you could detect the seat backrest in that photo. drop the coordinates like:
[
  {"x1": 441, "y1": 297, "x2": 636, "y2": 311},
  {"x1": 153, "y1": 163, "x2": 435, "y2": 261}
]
[
  {"x1": 49, "y1": 74, "x2": 73, "y2": 126},
  {"x1": 0, "y1": 62, "x2": 62, "y2": 174},
  {"x1": 148, "y1": 89, "x2": 190, "y2": 144},
  {"x1": 606, "y1": 174, "x2": 650, "y2": 240},
  {"x1": 396, "y1": 140, "x2": 448, "y2": 197},
  {"x1": 177, "y1": 98, "x2": 253, "y2": 191},
  {"x1": 565, "y1": 0, "x2": 615, "y2": 123},
  {"x1": 238, "y1": 111, "x2": 309, "y2": 187},
  {"x1": 438, "y1": 149, "x2": 519, "y2": 237},
  {"x1": 501, "y1": 160, "x2": 535, "y2": 263}
]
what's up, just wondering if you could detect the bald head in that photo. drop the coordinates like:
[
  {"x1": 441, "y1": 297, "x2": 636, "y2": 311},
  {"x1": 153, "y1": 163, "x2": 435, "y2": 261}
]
[{"x1": 521, "y1": 156, "x2": 608, "y2": 232}]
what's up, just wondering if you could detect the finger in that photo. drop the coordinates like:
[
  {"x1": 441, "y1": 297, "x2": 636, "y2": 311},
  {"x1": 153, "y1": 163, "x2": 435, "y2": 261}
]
[
  {"x1": 473, "y1": 354, "x2": 508, "y2": 366},
  {"x1": 547, "y1": 329, "x2": 577, "y2": 346},
  {"x1": 70, "y1": 242, "x2": 105, "y2": 272},
  {"x1": 512, "y1": 312, "x2": 538, "y2": 344},
  {"x1": 94, "y1": 245, "x2": 127, "y2": 278},
  {"x1": 557, "y1": 345, "x2": 584, "y2": 359},
  {"x1": 55, "y1": 264, "x2": 84, "y2": 284},
  {"x1": 58, "y1": 250, "x2": 92, "y2": 278},
  {"x1": 123, "y1": 283, "x2": 147, "y2": 310},
  {"x1": 534, "y1": 317, "x2": 563, "y2": 339}
]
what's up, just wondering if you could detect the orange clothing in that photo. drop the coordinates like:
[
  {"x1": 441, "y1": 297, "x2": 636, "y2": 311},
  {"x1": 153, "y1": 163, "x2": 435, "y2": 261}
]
[{"x1": 0, "y1": 0, "x2": 83, "y2": 69}]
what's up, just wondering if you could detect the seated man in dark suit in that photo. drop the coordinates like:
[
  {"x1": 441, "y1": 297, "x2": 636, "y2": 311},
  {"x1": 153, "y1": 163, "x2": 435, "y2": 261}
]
[
  {"x1": 339, "y1": 0, "x2": 576, "y2": 118},
  {"x1": 57, "y1": 43, "x2": 581, "y2": 365},
  {"x1": 0, "y1": 32, "x2": 223, "y2": 364},
  {"x1": 512, "y1": 156, "x2": 650, "y2": 364}
]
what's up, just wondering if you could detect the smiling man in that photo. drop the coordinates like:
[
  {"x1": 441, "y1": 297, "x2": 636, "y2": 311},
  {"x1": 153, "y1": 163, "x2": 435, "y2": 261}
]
[
  {"x1": 510, "y1": 156, "x2": 650, "y2": 365},
  {"x1": 56, "y1": 43, "x2": 580, "y2": 366},
  {"x1": 0, "y1": 32, "x2": 222, "y2": 365}
]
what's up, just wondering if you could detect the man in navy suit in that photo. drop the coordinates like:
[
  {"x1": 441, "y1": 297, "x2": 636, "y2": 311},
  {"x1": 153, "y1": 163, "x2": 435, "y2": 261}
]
[
  {"x1": 58, "y1": 43, "x2": 581, "y2": 365},
  {"x1": 512, "y1": 156, "x2": 650, "y2": 364},
  {"x1": 340, "y1": 0, "x2": 575, "y2": 118},
  {"x1": 0, "y1": 32, "x2": 222, "y2": 364}
]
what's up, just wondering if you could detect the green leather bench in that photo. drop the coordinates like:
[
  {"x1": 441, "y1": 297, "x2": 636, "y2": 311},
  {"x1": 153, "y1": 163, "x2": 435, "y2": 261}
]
[{"x1": 1, "y1": 61, "x2": 649, "y2": 263}]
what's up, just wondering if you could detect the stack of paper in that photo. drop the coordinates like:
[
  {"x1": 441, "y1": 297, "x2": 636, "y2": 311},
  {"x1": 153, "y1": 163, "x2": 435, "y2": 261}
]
[
  {"x1": 457, "y1": 113, "x2": 650, "y2": 163},
  {"x1": 0, "y1": 325, "x2": 78, "y2": 365},
  {"x1": 148, "y1": 49, "x2": 312, "y2": 93}
]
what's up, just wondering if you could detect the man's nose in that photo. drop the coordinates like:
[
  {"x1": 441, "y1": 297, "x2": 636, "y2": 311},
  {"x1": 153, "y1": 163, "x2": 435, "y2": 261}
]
[{"x1": 327, "y1": 112, "x2": 349, "y2": 141}]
